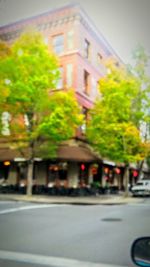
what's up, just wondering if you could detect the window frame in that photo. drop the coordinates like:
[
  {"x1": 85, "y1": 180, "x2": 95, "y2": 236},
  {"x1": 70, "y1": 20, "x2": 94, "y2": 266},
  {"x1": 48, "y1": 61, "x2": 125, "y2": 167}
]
[
  {"x1": 84, "y1": 70, "x2": 90, "y2": 95},
  {"x1": 67, "y1": 30, "x2": 74, "y2": 50},
  {"x1": 56, "y1": 66, "x2": 63, "y2": 89},
  {"x1": 84, "y1": 39, "x2": 90, "y2": 59},
  {"x1": 52, "y1": 34, "x2": 64, "y2": 55},
  {"x1": 66, "y1": 63, "x2": 73, "y2": 87}
]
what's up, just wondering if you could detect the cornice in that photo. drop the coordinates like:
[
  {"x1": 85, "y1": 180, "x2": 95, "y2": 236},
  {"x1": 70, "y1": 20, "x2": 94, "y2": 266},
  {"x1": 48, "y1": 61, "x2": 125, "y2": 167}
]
[
  {"x1": 0, "y1": 14, "x2": 79, "y2": 41},
  {"x1": 0, "y1": 4, "x2": 122, "y2": 62}
]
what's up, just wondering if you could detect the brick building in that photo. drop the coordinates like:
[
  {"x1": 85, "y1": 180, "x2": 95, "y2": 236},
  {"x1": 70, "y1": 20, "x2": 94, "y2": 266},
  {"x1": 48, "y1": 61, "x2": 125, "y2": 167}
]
[{"x1": 0, "y1": 4, "x2": 123, "y2": 192}]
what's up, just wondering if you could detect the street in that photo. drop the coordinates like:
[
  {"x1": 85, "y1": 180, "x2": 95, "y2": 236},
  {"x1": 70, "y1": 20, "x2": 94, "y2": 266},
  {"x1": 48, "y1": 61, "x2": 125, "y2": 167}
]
[{"x1": 0, "y1": 199, "x2": 150, "y2": 267}]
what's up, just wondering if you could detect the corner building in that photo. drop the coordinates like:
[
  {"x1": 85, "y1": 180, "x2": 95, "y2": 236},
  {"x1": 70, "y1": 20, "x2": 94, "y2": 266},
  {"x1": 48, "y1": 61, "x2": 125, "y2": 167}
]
[{"x1": 0, "y1": 4, "x2": 123, "y2": 193}]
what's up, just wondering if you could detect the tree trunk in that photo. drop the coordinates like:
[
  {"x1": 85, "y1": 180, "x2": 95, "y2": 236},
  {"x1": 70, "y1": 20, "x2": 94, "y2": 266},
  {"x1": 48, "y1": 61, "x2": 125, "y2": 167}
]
[
  {"x1": 124, "y1": 164, "x2": 129, "y2": 197},
  {"x1": 26, "y1": 160, "x2": 33, "y2": 196},
  {"x1": 137, "y1": 160, "x2": 144, "y2": 180}
]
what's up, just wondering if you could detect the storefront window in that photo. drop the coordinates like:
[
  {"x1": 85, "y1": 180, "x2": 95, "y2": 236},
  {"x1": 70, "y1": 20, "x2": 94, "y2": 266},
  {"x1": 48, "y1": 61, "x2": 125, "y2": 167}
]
[{"x1": 48, "y1": 162, "x2": 68, "y2": 183}]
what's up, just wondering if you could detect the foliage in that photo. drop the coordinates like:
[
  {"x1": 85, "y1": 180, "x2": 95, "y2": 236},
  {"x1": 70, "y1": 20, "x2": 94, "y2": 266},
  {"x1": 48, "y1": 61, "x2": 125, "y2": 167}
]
[
  {"x1": 0, "y1": 30, "x2": 83, "y2": 159},
  {"x1": 86, "y1": 62, "x2": 148, "y2": 164},
  {"x1": 129, "y1": 45, "x2": 150, "y2": 168},
  {"x1": 0, "y1": 30, "x2": 59, "y2": 112},
  {"x1": 37, "y1": 90, "x2": 83, "y2": 142},
  {"x1": 128, "y1": 45, "x2": 150, "y2": 127},
  {"x1": 0, "y1": 41, "x2": 11, "y2": 112}
]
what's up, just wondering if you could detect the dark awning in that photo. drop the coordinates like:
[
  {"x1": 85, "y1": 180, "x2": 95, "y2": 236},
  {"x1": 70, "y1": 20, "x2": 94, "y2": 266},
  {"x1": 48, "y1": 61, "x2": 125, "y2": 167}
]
[
  {"x1": 57, "y1": 143, "x2": 101, "y2": 162},
  {"x1": 0, "y1": 147, "x2": 28, "y2": 161},
  {"x1": 0, "y1": 139, "x2": 101, "y2": 163}
]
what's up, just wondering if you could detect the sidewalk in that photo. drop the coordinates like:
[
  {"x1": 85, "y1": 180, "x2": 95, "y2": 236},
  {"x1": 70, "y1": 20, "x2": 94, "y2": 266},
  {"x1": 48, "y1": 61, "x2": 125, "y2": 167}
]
[{"x1": 0, "y1": 193, "x2": 143, "y2": 205}]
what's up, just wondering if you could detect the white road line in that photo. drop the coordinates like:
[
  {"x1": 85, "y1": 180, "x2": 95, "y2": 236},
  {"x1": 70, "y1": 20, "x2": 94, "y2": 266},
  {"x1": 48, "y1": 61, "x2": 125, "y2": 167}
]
[
  {"x1": 0, "y1": 250, "x2": 127, "y2": 267},
  {"x1": 0, "y1": 204, "x2": 67, "y2": 215}
]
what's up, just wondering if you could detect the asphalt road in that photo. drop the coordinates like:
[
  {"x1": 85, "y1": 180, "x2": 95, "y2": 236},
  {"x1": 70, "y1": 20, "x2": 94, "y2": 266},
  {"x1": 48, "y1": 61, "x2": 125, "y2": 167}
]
[{"x1": 0, "y1": 199, "x2": 150, "y2": 267}]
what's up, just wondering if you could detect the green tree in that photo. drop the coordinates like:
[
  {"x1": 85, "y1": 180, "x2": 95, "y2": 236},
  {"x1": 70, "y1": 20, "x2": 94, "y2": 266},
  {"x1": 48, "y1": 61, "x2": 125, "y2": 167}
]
[
  {"x1": 0, "y1": 41, "x2": 11, "y2": 130},
  {"x1": 0, "y1": 31, "x2": 83, "y2": 195},
  {"x1": 86, "y1": 62, "x2": 148, "y2": 196},
  {"x1": 128, "y1": 45, "x2": 150, "y2": 175}
]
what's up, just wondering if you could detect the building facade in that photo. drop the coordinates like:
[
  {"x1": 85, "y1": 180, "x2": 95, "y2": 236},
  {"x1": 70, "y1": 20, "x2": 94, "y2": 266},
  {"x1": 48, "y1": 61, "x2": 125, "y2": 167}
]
[
  {"x1": 0, "y1": 4, "x2": 127, "y2": 193},
  {"x1": 0, "y1": 3, "x2": 121, "y2": 110}
]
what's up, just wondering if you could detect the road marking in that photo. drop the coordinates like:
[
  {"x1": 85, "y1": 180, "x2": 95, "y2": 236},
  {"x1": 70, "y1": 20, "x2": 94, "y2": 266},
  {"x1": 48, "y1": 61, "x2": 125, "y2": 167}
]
[
  {"x1": 0, "y1": 204, "x2": 67, "y2": 215},
  {"x1": 0, "y1": 250, "x2": 127, "y2": 267}
]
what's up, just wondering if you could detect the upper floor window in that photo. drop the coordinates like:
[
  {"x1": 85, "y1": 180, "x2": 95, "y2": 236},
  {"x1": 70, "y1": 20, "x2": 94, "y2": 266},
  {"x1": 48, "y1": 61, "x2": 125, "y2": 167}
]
[
  {"x1": 44, "y1": 37, "x2": 49, "y2": 45},
  {"x1": 67, "y1": 30, "x2": 74, "y2": 50},
  {"x1": 1, "y1": 111, "x2": 11, "y2": 136},
  {"x1": 80, "y1": 107, "x2": 88, "y2": 134},
  {"x1": 66, "y1": 64, "x2": 73, "y2": 87},
  {"x1": 84, "y1": 39, "x2": 90, "y2": 59},
  {"x1": 97, "y1": 53, "x2": 103, "y2": 65},
  {"x1": 56, "y1": 67, "x2": 63, "y2": 89},
  {"x1": 91, "y1": 77, "x2": 98, "y2": 97},
  {"x1": 84, "y1": 70, "x2": 90, "y2": 95},
  {"x1": 52, "y1": 34, "x2": 64, "y2": 55},
  {"x1": 115, "y1": 62, "x2": 120, "y2": 67}
]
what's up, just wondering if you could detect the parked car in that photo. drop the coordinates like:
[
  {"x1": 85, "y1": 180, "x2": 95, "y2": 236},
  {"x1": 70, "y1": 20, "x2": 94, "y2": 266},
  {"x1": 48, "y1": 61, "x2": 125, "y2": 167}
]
[{"x1": 131, "y1": 180, "x2": 150, "y2": 197}]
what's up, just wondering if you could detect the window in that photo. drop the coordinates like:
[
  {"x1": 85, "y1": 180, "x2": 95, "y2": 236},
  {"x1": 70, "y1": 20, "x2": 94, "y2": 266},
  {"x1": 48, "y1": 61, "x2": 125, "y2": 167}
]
[
  {"x1": 67, "y1": 30, "x2": 74, "y2": 50},
  {"x1": 84, "y1": 70, "x2": 90, "y2": 95},
  {"x1": 66, "y1": 64, "x2": 73, "y2": 87},
  {"x1": 81, "y1": 107, "x2": 88, "y2": 133},
  {"x1": 52, "y1": 34, "x2": 64, "y2": 54},
  {"x1": 97, "y1": 53, "x2": 103, "y2": 65},
  {"x1": 44, "y1": 37, "x2": 49, "y2": 45},
  {"x1": 56, "y1": 67, "x2": 63, "y2": 89},
  {"x1": 115, "y1": 62, "x2": 120, "y2": 67},
  {"x1": 107, "y1": 68, "x2": 112, "y2": 74},
  {"x1": 91, "y1": 77, "x2": 97, "y2": 97},
  {"x1": 84, "y1": 39, "x2": 90, "y2": 59},
  {"x1": 24, "y1": 114, "x2": 30, "y2": 128},
  {"x1": 1, "y1": 112, "x2": 11, "y2": 136}
]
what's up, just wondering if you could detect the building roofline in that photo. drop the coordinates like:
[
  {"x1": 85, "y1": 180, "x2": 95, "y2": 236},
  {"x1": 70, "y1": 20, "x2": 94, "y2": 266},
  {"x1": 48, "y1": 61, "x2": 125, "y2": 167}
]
[
  {"x1": 0, "y1": 3, "x2": 79, "y2": 30},
  {"x1": 78, "y1": 5, "x2": 123, "y2": 63},
  {"x1": 0, "y1": 2, "x2": 123, "y2": 63}
]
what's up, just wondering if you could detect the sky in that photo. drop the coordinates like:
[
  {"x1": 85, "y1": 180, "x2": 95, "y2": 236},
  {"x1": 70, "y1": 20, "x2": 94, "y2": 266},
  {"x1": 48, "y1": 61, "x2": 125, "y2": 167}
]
[{"x1": 0, "y1": 0, "x2": 150, "y2": 66}]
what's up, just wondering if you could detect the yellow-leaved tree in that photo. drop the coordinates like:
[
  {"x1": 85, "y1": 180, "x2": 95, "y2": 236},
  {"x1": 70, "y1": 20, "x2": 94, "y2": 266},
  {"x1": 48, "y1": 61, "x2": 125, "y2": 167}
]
[{"x1": 87, "y1": 59, "x2": 150, "y2": 196}]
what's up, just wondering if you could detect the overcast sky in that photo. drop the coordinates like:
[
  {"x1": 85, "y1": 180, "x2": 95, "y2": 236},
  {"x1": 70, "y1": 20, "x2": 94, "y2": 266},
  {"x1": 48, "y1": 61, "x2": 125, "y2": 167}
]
[{"x1": 0, "y1": 0, "x2": 150, "y2": 65}]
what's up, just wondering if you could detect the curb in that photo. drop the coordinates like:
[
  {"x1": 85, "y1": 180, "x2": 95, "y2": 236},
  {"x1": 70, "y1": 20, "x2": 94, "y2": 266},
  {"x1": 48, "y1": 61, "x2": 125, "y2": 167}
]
[{"x1": 0, "y1": 194, "x2": 143, "y2": 205}]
